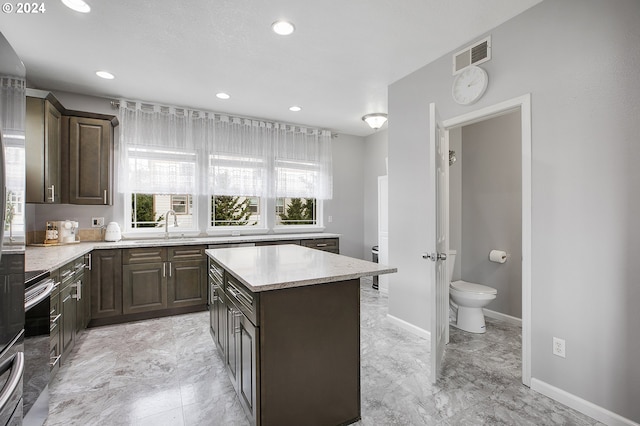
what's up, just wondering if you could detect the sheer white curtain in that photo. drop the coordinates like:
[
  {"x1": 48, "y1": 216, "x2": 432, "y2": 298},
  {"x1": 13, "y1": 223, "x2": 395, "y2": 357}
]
[
  {"x1": 119, "y1": 99, "x2": 333, "y2": 200},
  {"x1": 120, "y1": 101, "x2": 197, "y2": 195},
  {"x1": 205, "y1": 116, "x2": 269, "y2": 197},
  {"x1": 273, "y1": 126, "x2": 333, "y2": 200}
]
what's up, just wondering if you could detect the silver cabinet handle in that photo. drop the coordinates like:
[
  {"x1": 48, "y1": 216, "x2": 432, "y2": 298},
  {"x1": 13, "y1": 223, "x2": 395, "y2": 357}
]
[
  {"x1": 86, "y1": 253, "x2": 92, "y2": 270},
  {"x1": 169, "y1": 262, "x2": 172, "y2": 278},
  {"x1": 0, "y1": 352, "x2": 24, "y2": 410},
  {"x1": 48, "y1": 185, "x2": 55, "y2": 202},
  {"x1": 163, "y1": 262, "x2": 166, "y2": 278},
  {"x1": 71, "y1": 281, "x2": 82, "y2": 300},
  {"x1": 49, "y1": 354, "x2": 62, "y2": 368},
  {"x1": 233, "y1": 310, "x2": 243, "y2": 334},
  {"x1": 63, "y1": 294, "x2": 71, "y2": 303},
  {"x1": 103, "y1": 189, "x2": 108, "y2": 204},
  {"x1": 50, "y1": 314, "x2": 62, "y2": 332},
  {"x1": 61, "y1": 270, "x2": 73, "y2": 278},
  {"x1": 316, "y1": 243, "x2": 328, "y2": 247}
]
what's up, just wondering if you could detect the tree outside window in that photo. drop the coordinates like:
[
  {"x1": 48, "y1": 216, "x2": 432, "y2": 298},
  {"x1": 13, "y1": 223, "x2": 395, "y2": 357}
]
[
  {"x1": 277, "y1": 198, "x2": 316, "y2": 225},
  {"x1": 212, "y1": 196, "x2": 259, "y2": 226}
]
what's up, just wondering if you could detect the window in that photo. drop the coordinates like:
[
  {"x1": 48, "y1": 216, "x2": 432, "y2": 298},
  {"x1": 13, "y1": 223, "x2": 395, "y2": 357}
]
[
  {"x1": 211, "y1": 196, "x2": 261, "y2": 227},
  {"x1": 131, "y1": 194, "x2": 194, "y2": 229},
  {"x1": 126, "y1": 147, "x2": 197, "y2": 232},
  {"x1": 276, "y1": 197, "x2": 317, "y2": 226}
]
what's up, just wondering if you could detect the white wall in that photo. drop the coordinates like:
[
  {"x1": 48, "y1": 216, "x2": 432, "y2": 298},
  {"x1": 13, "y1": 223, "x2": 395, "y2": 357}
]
[
  {"x1": 388, "y1": 0, "x2": 640, "y2": 422},
  {"x1": 363, "y1": 129, "x2": 388, "y2": 260},
  {"x1": 324, "y1": 133, "x2": 366, "y2": 259}
]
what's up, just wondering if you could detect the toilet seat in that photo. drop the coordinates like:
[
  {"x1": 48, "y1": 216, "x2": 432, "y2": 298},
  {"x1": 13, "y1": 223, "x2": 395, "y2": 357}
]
[{"x1": 451, "y1": 280, "x2": 497, "y2": 295}]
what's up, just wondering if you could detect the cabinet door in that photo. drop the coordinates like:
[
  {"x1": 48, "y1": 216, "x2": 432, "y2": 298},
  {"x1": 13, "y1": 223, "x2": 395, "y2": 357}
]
[
  {"x1": 73, "y1": 274, "x2": 83, "y2": 334},
  {"x1": 68, "y1": 116, "x2": 112, "y2": 205},
  {"x1": 122, "y1": 263, "x2": 167, "y2": 314},
  {"x1": 60, "y1": 284, "x2": 76, "y2": 362},
  {"x1": 90, "y1": 250, "x2": 123, "y2": 319},
  {"x1": 26, "y1": 97, "x2": 62, "y2": 203},
  {"x1": 168, "y1": 260, "x2": 206, "y2": 308},
  {"x1": 226, "y1": 303, "x2": 240, "y2": 390},
  {"x1": 238, "y1": 313, "x2": 258, "y2": 423},
  {"x1": 210, "y1": 284, "x2": 226, "y2": 353}
]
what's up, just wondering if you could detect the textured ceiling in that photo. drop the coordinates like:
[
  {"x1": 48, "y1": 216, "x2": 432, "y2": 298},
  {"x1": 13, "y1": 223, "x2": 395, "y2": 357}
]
[{"x1": 0, "y1": 0, "x2": 541, "y2": 136}]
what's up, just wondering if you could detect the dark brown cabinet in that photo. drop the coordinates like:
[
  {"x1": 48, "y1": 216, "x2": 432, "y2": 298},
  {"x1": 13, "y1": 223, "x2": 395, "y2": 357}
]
[
  {"x1": 301, "y1": 237, "x2": 339, "y2": 253},
  {"x1": 90, "y1": 249, "x2": 123, "y2": 321},
  {"x1": 60, "y1": 278, "x2": 76, "y2": 363},
  {"x1": 208, "y1": 260, "x2": 226, "y2": 353},
  {"x1": 49, "y1": 270, "x2": 61, "y2": 379},
  {"x1": 25, "y1": 95, "x2": 63, "y2": 203},
  {"x1": 122, "y1": 246, "x2": 206, "y2": 316},
  {"x1": 67, "y1": 116, "x2": 113, "y2": 205},
  {"x1": 168, "y1": 246, "x2": 207, "y2": 308}
]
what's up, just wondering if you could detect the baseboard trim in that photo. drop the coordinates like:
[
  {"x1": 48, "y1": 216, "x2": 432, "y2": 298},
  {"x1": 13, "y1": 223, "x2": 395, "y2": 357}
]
[
  {"x1": 386, "y1": 314, "x2": 430, "y2": 340},
  {"x1": 530, "y1": 378, "x2": 639, "y2": 426},
  {"x1": 483, "y1": 308, "x2": 522, "y2": 326}
]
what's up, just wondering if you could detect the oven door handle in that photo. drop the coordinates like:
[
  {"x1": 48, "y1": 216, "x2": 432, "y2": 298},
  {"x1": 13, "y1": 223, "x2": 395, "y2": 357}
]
[
  {"x1": 24, "y1": 279, "x2": 55, "y2": 312},
  {"x1": 0, "y1": 352, "x2": 24, "y2": 413}
]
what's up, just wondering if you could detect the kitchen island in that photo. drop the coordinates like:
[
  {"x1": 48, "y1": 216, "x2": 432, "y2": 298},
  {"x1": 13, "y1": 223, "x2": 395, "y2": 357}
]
[{"x1": 205, "y1": 244, "x2": 397, "y2": 426}]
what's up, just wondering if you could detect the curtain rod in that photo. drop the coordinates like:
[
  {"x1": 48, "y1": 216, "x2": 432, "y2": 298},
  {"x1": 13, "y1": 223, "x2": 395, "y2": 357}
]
[{"x1": 110, "y1": 100, "x2": 339, "y2": 138}]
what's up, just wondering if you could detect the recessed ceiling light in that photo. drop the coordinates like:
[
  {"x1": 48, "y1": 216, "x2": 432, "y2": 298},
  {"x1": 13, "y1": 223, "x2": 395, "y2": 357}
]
[
  {"x1": 289, "y1": 106, "x2": 302, "y2": 112},
  {"x1": 96, "y1": 71, "x2": 115, "y2": 80},
  {"x1": 216, "y1": 92, "x2": 230, "y2": 100},
  {"x1": 272, "y1": 20, "x2": 295, "y2": 36},
  {"x1": 61, "y1": 0, "x2": 91, "y2": 13}
]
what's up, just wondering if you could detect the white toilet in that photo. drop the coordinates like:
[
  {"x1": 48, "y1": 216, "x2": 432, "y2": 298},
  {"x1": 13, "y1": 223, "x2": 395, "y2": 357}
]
[{"x1": 448, "y1": 251, "x2": 497, "y2": 334}]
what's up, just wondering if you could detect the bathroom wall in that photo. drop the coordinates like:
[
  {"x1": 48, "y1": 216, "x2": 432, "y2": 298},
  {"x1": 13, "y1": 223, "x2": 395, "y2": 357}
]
[
  {"x1": 448, "y1": 128, "x2": 462, "y2": 281},
  {"x1": 460, "y1": 111, "x2": 522, "y2": 318}
]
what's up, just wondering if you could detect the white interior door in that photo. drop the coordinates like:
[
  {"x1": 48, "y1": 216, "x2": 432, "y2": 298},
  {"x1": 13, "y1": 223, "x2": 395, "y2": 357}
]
[{"x1": 426, "y1": 102, "x2": 449, "y2": 383}]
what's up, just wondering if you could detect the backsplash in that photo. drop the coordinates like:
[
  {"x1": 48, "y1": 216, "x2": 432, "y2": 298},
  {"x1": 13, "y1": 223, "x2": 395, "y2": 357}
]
[{"x1": 27, "y1": 228, "x2": 104, "y2": 245}]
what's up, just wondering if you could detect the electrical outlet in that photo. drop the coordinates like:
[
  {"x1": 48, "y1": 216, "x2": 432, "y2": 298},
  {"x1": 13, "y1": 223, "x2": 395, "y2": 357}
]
[
  {"x1": 328, "y1": 215, "x2": 333, "y2": 223},
  {"x1": 92, "y1": 217, "x2": 104, "y2": 228},
  {"x1": 553, "y1": 337, "x2": 566, "y2": 358}
]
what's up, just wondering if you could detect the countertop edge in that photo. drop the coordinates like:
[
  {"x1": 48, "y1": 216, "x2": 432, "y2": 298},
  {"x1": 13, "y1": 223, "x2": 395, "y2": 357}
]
[{"x1": 26, "y1": 233, "x2": 341, "y2": 273}]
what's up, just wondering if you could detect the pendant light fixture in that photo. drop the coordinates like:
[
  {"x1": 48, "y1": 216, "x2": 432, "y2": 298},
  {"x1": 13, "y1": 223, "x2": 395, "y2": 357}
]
[{"x1": 362, "y1": 113, "x2": 388, "y2": 130}]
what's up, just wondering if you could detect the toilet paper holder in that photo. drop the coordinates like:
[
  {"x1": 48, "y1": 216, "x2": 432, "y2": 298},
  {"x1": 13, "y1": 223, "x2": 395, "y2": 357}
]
[{"x1": 489, "y1": 250, "x2": 508, "y2": 264}]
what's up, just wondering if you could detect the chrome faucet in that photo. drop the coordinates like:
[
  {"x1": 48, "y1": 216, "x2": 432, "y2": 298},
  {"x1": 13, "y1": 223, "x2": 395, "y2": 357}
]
[{"x1": 164, "y1": 209, "x2": 178, "y2": 239}]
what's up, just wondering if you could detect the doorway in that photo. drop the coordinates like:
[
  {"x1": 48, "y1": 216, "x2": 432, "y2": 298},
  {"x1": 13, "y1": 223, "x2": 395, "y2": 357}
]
[{"x1": 442, "y1": 94, "x2": 532, "y2": 386}]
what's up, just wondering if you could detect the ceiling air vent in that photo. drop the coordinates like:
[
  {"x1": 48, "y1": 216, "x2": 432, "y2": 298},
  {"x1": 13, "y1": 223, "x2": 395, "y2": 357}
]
[{"x1": 452, "y1": 36, "x2": 491, "y2": 75}]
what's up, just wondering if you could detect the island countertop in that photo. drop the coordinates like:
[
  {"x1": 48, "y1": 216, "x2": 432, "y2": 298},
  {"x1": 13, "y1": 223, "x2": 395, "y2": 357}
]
[{"x1": 206, "y1": 244, "x2": 397, "y2": 292}]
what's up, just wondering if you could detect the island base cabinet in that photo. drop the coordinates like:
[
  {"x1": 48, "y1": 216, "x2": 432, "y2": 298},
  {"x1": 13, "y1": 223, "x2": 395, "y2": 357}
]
[{"x1": 259, "y1": 279, "x2": 360, "y2": 426}]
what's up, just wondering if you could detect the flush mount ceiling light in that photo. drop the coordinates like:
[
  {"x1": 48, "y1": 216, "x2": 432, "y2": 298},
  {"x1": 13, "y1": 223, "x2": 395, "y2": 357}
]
[
  {"x1": 272, "y1": 20, "x2": 295, "y2": 36},
  {"x1": 289, "y1": 105, "x2": 302, "y2": 112},
  {"x1": 95, "y1": 70, "x2": 115, "y2": 80},
  {"x1": 216, "y1": 92, "x2": 230, "y2": 100},
  {"x1": 362, "y1": 113, "x2": 388, "y2": 130},
  {"x1": 61, "y1": 0, "x2": 91, "y2": 13}
]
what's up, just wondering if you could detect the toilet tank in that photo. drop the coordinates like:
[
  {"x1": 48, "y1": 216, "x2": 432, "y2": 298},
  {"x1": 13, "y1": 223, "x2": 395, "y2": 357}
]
[{"x1": 448, "y1": 250, "x2": 457, "y2": 283}]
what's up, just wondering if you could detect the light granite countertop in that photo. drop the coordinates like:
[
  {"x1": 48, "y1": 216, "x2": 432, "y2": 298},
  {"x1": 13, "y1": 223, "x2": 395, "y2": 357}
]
[
  {"x1": 206, "y1": 244, "x2": 397, "y2": 292},
  {"x1": 26, "y1": 233, "x2": 340, "y2": 273}
]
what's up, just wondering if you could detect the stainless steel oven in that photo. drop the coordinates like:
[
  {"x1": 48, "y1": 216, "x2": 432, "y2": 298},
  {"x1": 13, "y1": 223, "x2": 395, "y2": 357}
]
[{"x1": 23, "y1": 271, "x2": 53, "y2": 426}]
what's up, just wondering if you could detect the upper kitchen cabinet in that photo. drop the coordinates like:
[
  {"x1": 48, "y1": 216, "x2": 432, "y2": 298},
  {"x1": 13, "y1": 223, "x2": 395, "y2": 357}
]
[
  {"x1": 25, "y1": 92, "x2": 63, "y2": 203},
  {"x1": 65, "y1": 115, "x2": 117, "y2": 205}
]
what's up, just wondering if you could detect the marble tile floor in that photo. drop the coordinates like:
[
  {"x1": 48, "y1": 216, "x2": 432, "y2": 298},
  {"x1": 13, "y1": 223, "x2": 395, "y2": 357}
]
[{"x1": 45, "y1": 278, "x2": 600, "y2": 426}]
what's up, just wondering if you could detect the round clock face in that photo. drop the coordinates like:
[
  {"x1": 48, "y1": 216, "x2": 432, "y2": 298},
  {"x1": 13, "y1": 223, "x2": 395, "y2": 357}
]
[{"x1": 452, "y1": 65, "x2": 488, "y2": 105}]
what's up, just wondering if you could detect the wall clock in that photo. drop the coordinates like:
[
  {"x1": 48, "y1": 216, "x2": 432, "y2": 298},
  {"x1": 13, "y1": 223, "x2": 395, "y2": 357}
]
[{"x1": 451, "y1": 65, "x2": 488, "y2": 105}]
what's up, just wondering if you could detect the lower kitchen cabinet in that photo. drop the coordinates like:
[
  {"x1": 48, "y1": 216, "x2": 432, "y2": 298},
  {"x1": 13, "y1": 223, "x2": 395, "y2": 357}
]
[
  {"x1": 60, "y1": 280, "x2": 76, "y2": 363},
  {"x1": 49, "y1": 270, "x2": 62, "y2": 379},
  {"x1": 90, "y1": 249, "x2": 123, "y2": 320},
  {"x1": 121, "y1": 246, "x2": 207, "y2": 317},
  {"x1": 122, "y1": 262, "x2": 167, "y2": 314},
  {"x1": 208, "y1": 260, "x2": 226, "y2": 353}
]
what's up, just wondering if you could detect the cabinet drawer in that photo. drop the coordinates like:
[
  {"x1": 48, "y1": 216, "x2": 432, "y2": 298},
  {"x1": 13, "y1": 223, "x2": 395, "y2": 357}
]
[
  {"x1": 59, "y1": 261, "x2": 76, "y2": 284},
  {"x1": 123, "y1": 247, "x2": 166, "y2": 264},
  {"x1": 255, "y1": 240, "x2": 300, "y2": 246},
  {"x1": 168, "y1": 245, "x2": 205, "y2": 261},
  {"x1": 301, "y1": 238, "x2": 339, "y2": 253},
  {"x1": 225, "y1": 275, "x2": 259, "y2": 326}
]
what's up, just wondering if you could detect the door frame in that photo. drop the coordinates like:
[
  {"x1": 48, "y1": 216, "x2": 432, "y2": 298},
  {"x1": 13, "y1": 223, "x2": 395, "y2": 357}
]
[{"x1": 442, "y1": 93, "x2": 532, "y2": 386}]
